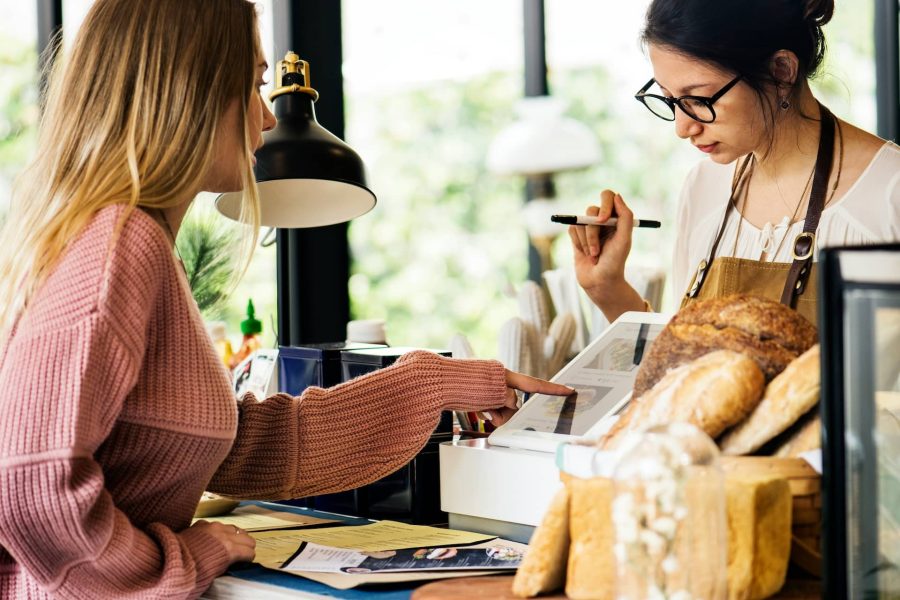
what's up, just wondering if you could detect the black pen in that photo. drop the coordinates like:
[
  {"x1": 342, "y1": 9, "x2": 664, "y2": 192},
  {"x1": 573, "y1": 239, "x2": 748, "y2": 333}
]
[{"x1": 550, "y1": 214, "x2": 661, "y2": 228}]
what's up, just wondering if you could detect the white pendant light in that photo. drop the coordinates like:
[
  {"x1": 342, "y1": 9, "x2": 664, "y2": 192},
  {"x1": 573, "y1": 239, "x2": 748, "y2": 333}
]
[{"x1": 486, "y1": 95, "x2": 600, "y2": 176}]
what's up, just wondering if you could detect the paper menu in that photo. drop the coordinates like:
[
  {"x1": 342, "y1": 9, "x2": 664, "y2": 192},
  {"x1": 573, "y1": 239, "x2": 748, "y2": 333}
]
[
  {"x1": 193, "y1": 503, "x2": 337, "y2": 532},
  {"x1": 248, "y1": 520, "x2": 497, "y2": 569},
  {"x1": 251, "y1": 529, "x2": 317, "y2": 569},
  {"x1": 282, "y1": 539, "x2": 526, "y2": 573}
]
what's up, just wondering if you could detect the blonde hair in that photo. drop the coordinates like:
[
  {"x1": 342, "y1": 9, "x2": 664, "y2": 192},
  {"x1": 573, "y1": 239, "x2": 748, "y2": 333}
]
[{"x1": 0, "y1": 0, "x2": 262, "y2": 338}]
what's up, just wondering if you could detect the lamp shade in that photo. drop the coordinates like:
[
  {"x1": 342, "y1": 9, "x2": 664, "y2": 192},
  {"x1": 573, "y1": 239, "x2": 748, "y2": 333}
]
[
  {"x1": 486, "y1": 95, "x2": 600, "y2": 176},
  {"x1": 217, "y1": 53, "x2": 376, "y2": 228}
]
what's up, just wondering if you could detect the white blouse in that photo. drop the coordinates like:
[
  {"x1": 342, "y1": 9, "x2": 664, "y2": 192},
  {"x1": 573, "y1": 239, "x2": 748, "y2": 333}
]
[{"x1": 671, "y1": 141, "x2": 900, "y2": 305}]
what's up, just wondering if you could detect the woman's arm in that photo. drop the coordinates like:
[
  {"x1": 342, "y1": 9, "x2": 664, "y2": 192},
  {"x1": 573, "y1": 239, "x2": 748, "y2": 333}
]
[
  {"x1": 209, "y1": 351, "x2": 510, "y2": 500},
  {"x1": 0, "y1": 316, "x2": 234, "y2": 599}
]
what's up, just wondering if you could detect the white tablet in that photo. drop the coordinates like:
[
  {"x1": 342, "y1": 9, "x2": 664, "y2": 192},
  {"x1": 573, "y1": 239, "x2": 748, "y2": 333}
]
[{"x1": 488, "y1": 311, "x2": 671, "y2": 453}]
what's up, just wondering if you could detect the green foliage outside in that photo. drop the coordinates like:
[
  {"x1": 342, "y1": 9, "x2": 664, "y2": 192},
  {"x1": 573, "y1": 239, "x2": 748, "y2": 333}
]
[
  {"x1": 345, "y1": 65, "x2": 698, "y2": 358},
  {"x1": 346, "y1": 72, "x2": 524, "y2": 356},
  {"x1": 0, "y1": 35, "x2": 39, "y2": 220}
]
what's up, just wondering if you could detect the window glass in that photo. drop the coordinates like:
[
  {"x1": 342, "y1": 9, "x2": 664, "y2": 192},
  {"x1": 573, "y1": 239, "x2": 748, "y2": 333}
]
[
  {"x1": 0, "y1": 3, "x2": 39, "y2": 217},
  {"x1": 344, "y1": 0, "x2": 525, "y2": 356},
  {"x1": 809, "y1": 0, "x2": 876, "y2": 131}
]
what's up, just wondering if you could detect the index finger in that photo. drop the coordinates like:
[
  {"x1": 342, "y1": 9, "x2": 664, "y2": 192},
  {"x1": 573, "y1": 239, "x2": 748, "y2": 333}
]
[{"x1": 505, "y1": 370, "x2": 574, "y2": 396}]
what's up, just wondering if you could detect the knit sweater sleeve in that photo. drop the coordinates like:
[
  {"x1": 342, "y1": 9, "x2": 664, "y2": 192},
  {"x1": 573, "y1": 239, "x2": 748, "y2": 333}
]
[
  {"x1": 209, "y1": 351, "x2": 507, "y2": 499},
  {"x1": 0, "y1": 210, "x2": 231, "y2": 599}
]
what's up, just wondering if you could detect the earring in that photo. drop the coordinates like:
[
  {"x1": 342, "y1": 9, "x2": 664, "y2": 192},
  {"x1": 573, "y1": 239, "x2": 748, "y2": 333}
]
[{"x1": 780, "y1": 98, "x2": 791, "y2": 110}]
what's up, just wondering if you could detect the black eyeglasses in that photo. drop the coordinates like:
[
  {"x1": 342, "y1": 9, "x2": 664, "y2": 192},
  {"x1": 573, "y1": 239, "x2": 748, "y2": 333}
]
[{"x1": 635, "y1": 75, "x2": 742, "y2": 123}]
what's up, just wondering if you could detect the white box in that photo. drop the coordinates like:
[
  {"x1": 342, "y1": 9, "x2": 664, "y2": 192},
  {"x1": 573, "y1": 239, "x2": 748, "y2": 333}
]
[{"x1": 439, "y1": 438, "x2": 562, "y2": 543}]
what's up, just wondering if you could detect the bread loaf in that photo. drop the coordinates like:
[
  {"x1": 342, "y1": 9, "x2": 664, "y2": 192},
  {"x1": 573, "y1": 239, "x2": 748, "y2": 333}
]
[
  {"x1": 725, "y1": 474, "x2": 792, "y2": 600},
  {"x1": 634, "y1": 295, "x2": 818, "y2": 398},
  {"x1": 604, "y1": 350, "x2": 765, "y2": 448},
  {"x1": 512, "y1": 487, "x2": 570, "y2": 597},
  {"x1": 565, "y1": 477, "x2": 615, "y2": 600},
  {"x1": 548, "y1": 470, "x2": 791, "y2": 600},
  {"x1": 720, "y1": 345, "x2": 820, "y2": 455},
  {"x1": 773, "y1": 410, "x2": 821, "y2": 458}
]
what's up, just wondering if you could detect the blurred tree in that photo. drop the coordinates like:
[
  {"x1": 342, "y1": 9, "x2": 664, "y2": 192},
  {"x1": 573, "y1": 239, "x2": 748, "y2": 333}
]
[
  {"x1": 348, "y1": 71, "x2": 525, "y2": 356},
  {"x1": 0, "y1": 36, "x2": 40, "y2": 220}
]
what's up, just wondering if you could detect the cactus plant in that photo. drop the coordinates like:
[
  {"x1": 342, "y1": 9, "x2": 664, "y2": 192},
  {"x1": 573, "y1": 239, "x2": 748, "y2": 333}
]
[{"x1": 450, "y1": 281, "x2": 577, "y2": 380}]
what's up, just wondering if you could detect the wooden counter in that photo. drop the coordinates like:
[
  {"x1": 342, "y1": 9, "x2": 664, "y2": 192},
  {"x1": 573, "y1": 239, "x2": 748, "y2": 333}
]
[{"x1": 411, "y1": 575, "x2": 821, "y2": 599}]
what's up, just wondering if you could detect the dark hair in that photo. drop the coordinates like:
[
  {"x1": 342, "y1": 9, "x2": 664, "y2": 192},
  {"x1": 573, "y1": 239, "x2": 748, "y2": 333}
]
[{"x1": 642, "y1": 0, "x2": 833, "y2": 147}]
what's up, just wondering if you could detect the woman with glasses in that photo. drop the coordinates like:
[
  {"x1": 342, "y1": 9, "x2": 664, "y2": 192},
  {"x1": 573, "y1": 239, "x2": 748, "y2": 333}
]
[{"x1": 570, "y1": 0, "x2": 899, "y2": 325}]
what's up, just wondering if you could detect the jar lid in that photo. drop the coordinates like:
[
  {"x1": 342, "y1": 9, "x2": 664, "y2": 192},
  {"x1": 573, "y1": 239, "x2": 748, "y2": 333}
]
[{"x1": 347, "y1": 319, "x2": 387, "y2": 344}]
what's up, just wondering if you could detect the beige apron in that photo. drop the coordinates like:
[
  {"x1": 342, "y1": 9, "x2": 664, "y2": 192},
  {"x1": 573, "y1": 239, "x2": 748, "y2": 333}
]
[
  {"x1": 681, "y1": 257, "x2": 819, "y2": 325},
  {"x1": 679, "y1": 104, "x2": 836, "y2": 328}
]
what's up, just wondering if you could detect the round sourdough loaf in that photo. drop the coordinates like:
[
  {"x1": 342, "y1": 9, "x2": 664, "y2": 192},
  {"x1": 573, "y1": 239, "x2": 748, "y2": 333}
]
[{"x1": 633, "y1": 295, "x2": 818, "y2": 399}]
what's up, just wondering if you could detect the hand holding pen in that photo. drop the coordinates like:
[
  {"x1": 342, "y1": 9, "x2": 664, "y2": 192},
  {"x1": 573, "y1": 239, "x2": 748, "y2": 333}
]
[
  {"x1": 566, "y1": 190, "x2": 653, "y2": 319},
  {"x1": 551, "y1": 215, "x2": 660, "y2": 228}
]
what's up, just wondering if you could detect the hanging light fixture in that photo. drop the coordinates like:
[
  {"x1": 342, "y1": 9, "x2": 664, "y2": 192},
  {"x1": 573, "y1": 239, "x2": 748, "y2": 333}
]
[
  {"x1": 486, "y1": 95, "x2": 601, "y2": 272},
  {"x1": 217, "y1": 52, "x2": 376, "y2": 228},
  {"x1": 486, "y1": 95, "x2": 600, "y2": 176}
]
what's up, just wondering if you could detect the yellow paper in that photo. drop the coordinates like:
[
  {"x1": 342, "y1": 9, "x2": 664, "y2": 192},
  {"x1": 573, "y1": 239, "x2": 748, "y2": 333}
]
[
  {"x1": 193, "y1": 504, "x2": 336, "y2": 532},
  {"x1": 251, "y1": 530, "x2": 316, "y2": 568},
  {"x1": 249, "y1": 521, "x2": 496, "y2": 569}
]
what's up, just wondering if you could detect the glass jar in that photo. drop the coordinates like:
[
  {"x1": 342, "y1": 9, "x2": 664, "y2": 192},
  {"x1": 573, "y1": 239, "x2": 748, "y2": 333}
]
[{"x1": 609, "y1": 422, "x2": 727, "y2": 600}]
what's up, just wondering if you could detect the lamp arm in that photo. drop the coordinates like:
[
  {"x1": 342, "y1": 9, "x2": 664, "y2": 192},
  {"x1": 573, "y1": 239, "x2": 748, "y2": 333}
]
[{"x1": 260, "y1": 227, "x2": 277, "y2": 247}]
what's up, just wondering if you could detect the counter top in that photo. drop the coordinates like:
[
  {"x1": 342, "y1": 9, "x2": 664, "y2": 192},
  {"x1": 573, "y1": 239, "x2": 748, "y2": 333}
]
[{"x1": 411, "y1": 575, "x2": 821, "y2": 599}]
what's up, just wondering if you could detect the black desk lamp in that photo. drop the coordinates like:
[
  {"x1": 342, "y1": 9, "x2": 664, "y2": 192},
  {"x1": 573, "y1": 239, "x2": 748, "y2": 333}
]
[{"x1": 217, "y1": 52, "x2": 376, "y2": 228}]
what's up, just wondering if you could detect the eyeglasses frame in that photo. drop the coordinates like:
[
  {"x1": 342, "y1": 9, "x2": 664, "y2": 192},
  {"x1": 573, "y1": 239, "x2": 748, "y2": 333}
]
[{"x1": 634, "y1": 74, "x2": 743, "y2": 123}]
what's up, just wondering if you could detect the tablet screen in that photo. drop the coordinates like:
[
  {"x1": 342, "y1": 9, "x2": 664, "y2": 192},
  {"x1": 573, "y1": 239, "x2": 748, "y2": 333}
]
[{"x1": 488, "y1": 311, "x2": 670, "y2": 452}]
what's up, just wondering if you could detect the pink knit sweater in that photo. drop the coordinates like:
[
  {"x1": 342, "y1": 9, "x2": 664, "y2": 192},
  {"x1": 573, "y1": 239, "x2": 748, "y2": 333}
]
[{"x1": 0, "y1": 205, "x2": 507, "y2": 599}]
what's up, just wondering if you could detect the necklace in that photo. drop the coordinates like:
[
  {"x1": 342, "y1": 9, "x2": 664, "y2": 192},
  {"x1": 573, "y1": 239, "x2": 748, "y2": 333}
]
[
  {"x1": 730, "y1": 118, "x2": 844, "y2": 261},
  {"x1": 767, "y1": 166, "x2": 814, "y2": 259},
  {"x1": 771, "y1": 163, "x2": 809, "y2": 216}
]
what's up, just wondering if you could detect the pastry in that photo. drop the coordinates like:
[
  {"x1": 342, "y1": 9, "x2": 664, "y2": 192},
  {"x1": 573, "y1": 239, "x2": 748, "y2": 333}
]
[
  {"x1": 634, "y1": 295, "x2": 818, "y2": 398},
  {"x1": 719, "y1": 345, "x2": 820, "y2": 455},
  {"x1": 604, "y1": 350, "x2": 765, "y2": 448},
  {"x1": 511, "y1": 487, "x2": 570, "y2": 597}
]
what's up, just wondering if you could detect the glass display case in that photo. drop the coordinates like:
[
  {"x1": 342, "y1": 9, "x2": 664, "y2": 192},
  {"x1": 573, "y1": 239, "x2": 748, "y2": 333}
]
[{"x1": 820, "y1": 244, "x2": 900, "y2": 598}]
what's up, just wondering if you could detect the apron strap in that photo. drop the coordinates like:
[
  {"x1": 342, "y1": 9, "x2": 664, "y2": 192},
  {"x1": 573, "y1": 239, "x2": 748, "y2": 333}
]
[
  {"x1": 685, "y1": 155, "x2": 752, "y2": 298},
  {"x1": 780, "y1": 104, "x2": 835, "y2": 307}
]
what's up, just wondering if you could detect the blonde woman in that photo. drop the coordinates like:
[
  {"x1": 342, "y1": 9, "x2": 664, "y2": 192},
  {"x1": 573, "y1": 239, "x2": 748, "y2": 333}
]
[{"x1": 0, "y1": 1, "x2": 572, "y2": 597}]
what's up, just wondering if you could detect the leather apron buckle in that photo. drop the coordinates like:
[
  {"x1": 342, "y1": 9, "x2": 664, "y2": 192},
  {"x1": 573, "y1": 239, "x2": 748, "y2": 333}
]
[
  {"x1": 791, "y1": 232, "x2": 816, "y2": 261},
  {"x1": 687, "y1": 259, "x2": 708, "y2": 298}
]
